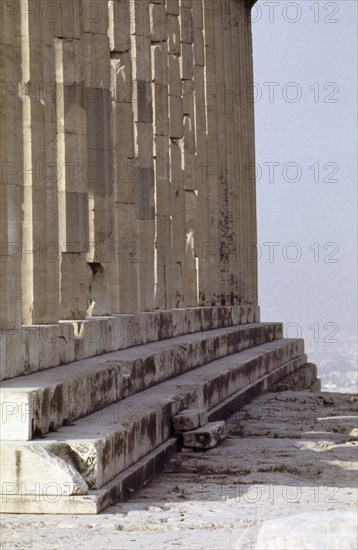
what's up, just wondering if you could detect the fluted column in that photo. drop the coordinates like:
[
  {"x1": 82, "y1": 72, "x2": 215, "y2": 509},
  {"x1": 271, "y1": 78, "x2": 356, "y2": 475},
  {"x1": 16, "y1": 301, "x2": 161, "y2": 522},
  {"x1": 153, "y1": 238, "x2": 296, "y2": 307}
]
[
  {"x1": 20, "y1": 0, "x2": 60, "y2": 324},
  {"x1": 0, "y1": 1, "x2": 23, "y2": 330}
]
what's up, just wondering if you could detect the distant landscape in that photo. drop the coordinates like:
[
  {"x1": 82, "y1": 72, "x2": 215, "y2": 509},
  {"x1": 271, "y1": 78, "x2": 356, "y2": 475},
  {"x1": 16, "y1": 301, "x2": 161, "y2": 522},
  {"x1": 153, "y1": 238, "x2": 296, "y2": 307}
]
[{"x1": 306, "y1": 334, "x2": 357, "y2": 393}]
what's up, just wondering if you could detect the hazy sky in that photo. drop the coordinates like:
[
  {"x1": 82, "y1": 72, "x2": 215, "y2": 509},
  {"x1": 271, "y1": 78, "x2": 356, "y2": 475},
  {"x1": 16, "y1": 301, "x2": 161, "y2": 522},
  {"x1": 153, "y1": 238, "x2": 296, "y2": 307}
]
[{"x1": 251, "y1": 1, "x2": 357, "y2": 365}]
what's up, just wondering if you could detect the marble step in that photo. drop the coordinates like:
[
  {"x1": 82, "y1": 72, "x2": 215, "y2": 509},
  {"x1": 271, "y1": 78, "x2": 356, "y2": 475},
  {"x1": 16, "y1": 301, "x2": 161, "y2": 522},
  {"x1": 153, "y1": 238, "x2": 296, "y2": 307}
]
[
  {"x1": 0, "y1": 322, "x2": 282, "y2": 441},
  {"x1": 0, "y1": 338, "x2": 306, "y2": 507},
  {"x1": 0, "y1": 342, "x2": 309, "y2": 514},
  {"x1": 1, "y1": 305, "x2": 260, "y2": 381}
]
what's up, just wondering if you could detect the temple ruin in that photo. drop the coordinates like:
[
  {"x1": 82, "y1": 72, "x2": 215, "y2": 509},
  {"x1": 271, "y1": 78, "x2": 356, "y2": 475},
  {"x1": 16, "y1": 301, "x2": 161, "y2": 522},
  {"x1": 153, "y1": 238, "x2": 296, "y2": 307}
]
[{"x1": 0, "y1": 0, "x2": 319, "y2": 513}]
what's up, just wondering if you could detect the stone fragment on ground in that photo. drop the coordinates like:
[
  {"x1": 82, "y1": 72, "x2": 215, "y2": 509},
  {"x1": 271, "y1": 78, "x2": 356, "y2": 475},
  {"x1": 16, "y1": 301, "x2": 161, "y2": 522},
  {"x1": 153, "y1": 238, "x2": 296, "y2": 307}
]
[
  {"x1": 255, "y1": 510, "x2": 357, "y2": 550},
  {"x1": 182, "y1": 421, "x2": 226, "y2": 449},
  {"x1": 173, "y1": 408, "x2": 208, "y2": 432}
]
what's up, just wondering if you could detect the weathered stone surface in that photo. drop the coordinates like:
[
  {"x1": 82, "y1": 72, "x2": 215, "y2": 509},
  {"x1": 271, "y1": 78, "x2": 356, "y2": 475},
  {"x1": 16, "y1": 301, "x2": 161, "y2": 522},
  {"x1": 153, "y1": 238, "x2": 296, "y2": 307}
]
[
  {"x1": 168, "y1": 15, "x2": 181, "y2": 55},
  {"x1": 0, "y1": 346, "x2": 313, "y2": 511},
  {"x1": 0, "y1": 443, "x2": 89, "y2": 495},
  {"x1": 173, "y1": 408, "x2": 208, "y2": 432},
  {"x1": 0, "y1": 306, "x2": 260, "y2": 381},
  {"x1": 0, "y1": 0, "x2": 319, "y2": 520},
  {"x1": 182, "y1": 421, "x2": 226, "y2": 449},
  {"x1": 1, "y1": 392, "x2": 356, "y2": 538},
  {"x1": 166, "y1": 0, "x2": 179, "y2": 16},
  {"x1": 0, "y1": 322, "x2": 285, "y2": 439},
  {"x1": 149, "y1": 2, "x2": 166, "y2": 42},
  {"x1": 151, "y1": 43, "x2": 168, "y2": 84},
  {"x1": 153, "y1": 83, "x2": 169, "y2": 135},
  {"x1": 108, "y1": 0, "x2": 131, "y2": 52},
  {"x1": 255, "y1": 511, "x2": 358, "y2": 550},
  {"x1": 271, "y1": 362, "x2": 319, "y2": 392}
]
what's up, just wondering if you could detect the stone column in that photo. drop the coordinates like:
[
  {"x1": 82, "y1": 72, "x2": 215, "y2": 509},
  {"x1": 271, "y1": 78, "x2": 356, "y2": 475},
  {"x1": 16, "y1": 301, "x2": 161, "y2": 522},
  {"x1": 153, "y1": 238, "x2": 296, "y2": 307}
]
[
  {"x1": 151, "y1": 2, "x2": 173, "y2": 309},
  {"x1": 109, "y1": 0, "x2": 139, "y2": 313},
  {"x1": 231, "y1": 0, "x2": 248, "y2": 304},
  {"x1": 131, "y1": 0, "x2": 155, "y2": 311},
  {"x1": 168, "y1": 1, "x2": 186, "y2": 307},
  {"x1": 221, "y1": 1, "x2": 238, "y2": 305},
  {"x1": 203, "y1": 1, "x2": 221, "y2": 305},
  {"x1": 234, "y1": 0, "x2": 258, "y2": 305},
  {"x1": 0, "y1": 1, "x2": 23, "y2": 330},
  {"x1": 180, "y1": 0, "x2": 199, "y2": 306},
  {"x1": 20, "y1": 0, "x2": 60, "y2": 324},
  {"x1": 244, "y1": 4, "x2": 259, "y2": 305},
  {"x1": 192, "y1": 0, "x2": 211, "y2": 306},
  {"x1": 54, "y1": 2, "x2": 91, "y2": 319},
  {"x1": 213, "y1": 1, "x2": 232, "y2": 305},
  {"x1": 83, "y1": 4, "x2": 113, "y2": 316}
]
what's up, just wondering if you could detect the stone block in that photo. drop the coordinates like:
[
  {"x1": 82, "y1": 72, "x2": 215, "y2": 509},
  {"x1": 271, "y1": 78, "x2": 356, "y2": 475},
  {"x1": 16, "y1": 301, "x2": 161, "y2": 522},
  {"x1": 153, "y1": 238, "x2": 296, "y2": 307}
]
[
  {"x1": 180, "y1": 7, "x2": 193, "y2": 44},
  {"x1": 57, "y1": 132, "x2": 88, "y2": 194},
  {"x1": 172, "y1": 262, "x2": 185, "y2": 308},
  {"x1": 135, "y1": 122, "x2": 154, "y2": 169},
  {"x1": 154, "y1": 136, "x2": 171, "y2": 216},
  {"x1": 154, "y1": 178, "x2": 171, "y2": 215},
  {"x1": 59, "y1": 191, "x2": 89, "y2": 252},
  {"x1": 86, "y1": 148, "x2": 107, "y2": 197},
  {"x1": 192, "y1": 0, "x2": 204, "y2": 29},
  {"x1": 54, "y1": 38, "x2": 82, "y2": 85},
  {"x1": 73, "y1": 317, "x2": 112, "y2": 360},
  {"x1": 0, "y1": 391, "x2": 33, "y2": 441},
  {"x1": 166, "y1": 0, "x2": 179, "y2": 16},
  {"x1": 85, "y1": 88, "x2": 105, "y2": 148},
  {"x1": 272, "y1": 363, "x2": 319, "y2": 392},
  {"x1": 82, "y1": 0, "x2": 109, "y2": 35},
  {"x1": 136, "y1": 219, "x2": 155, "y2": 311},
  {"x1": 114, "y1": 204, "x2": 139, "y2": 313},
  {"x1": 82, "y1": 33, "x2": 111, "y2": 89},
  {"x1": 173, "y1": 308, "x2": 189, "y2": 336},
  {"x1": 193, "y1": 65, "x2": 207, "y2": 131},
  {"x1": 0, "y1": 443, "x2": 88, "y2": 495},
  {"x1": 193, "y1": 27, "x2": 205, "y2": 66},
  {"x1": 110, "y1": 53, "x2": 133, "y2": 103},
  {"x1": 149, "y1": 3, "x2": 167, "y2": 42},
  {"x1": 183, "y1": 115, "x2": 196, "y2": 152},
  {"x1": 169, "y1": 141, "x2": 186, "y2": 262},
  {"x1": 113, "y1": 157, "x2": 137, "y2": 204},
  {"x1": 53, "y1": 0, "x2": 81, "y2": 38},
  {"x1": 155, "y1": 215, "x2": 173, "y2": 309},
  {"x1": 154, "y1": 135, "x2": 170, "y2": 180},
  {"x1": 60, "y1": 83, "x2": 86, "y2": 135},
  {"x1": 184, "y1": 155, "x2": 197, "y2": 192},
  {"x1": 180, "y1": 43, "x2": 193, "y2": 80},
  {"x1": 169, "y1": 96, "x2": 183, "y2": 138},
  {"x1": 182, "y1": 80, "x2": 194, "y2": 115},
  {"x1": 182, "y1": 421, "x2": 226, "y2": 449},
  {"x1": 168, "y1": 15, "x2": 180, "y2": 55},
  {"x1": 151, "y1": 43, "x2": 168, "y2": 84},
  {"x1": 130, "y1": 0, "x2": 150, "y2": 36},
  {"x1": 133, "y1": 81, "x2": 153, "y2": 123},
  {"x1": 153, "y1": 83, "x2": 169, "y2": 136},
  {"x1": 108, "y1": 0, "x2": 131, "y2": 52},
  {"x1": 112, "y1": 101, "x2": 135, "y2": 159},
  {"x1": 60, "y1": 253, "x2": 92, "y2": 319},
  {"x1": 168, "y1": 55, "x2": 182, "y2": 96},
  {"x1": 131, "y1": 35, "x2": 152, "y2": 82},
  {"x1": 173, "y1": 408, "x2": 208, "y2": 432},
  {"x1": 186, "y1": 306, "x2": 203, "y2": 332},
  {"x1": 137, "y1": 167, "x2": 155, "y2": 220}
]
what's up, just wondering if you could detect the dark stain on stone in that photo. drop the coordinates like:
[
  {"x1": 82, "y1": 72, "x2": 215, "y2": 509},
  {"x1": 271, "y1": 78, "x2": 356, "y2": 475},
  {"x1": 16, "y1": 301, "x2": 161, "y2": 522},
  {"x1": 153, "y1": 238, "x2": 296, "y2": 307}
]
[{"x1": 15, "y1": 450, "x2": 21, "y2": 482}]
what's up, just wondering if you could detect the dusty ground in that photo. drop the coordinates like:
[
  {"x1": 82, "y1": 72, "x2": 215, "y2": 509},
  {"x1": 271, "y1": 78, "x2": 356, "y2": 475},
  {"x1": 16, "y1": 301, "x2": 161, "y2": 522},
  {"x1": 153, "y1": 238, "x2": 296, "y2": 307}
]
[{"x1": 1, "y1": 390, "x2": 357, "y2": 549}]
